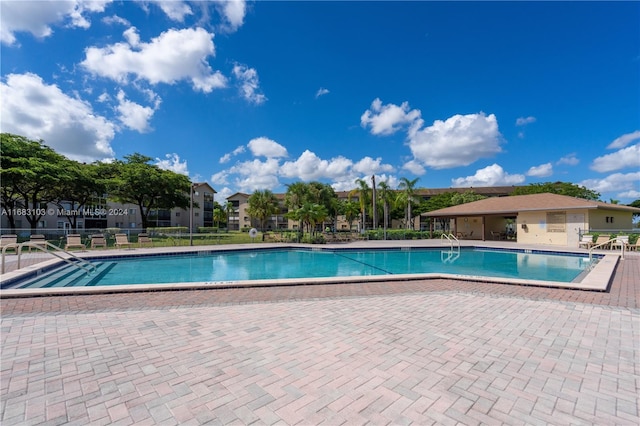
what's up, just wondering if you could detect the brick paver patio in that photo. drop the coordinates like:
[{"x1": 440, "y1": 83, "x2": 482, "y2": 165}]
[{"x1": 1, "y1": 253, "x2": 639, "y2": 425}]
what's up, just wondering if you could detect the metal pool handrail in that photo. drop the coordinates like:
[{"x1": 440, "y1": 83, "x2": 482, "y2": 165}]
[
  {"x1": 588, "y1": 237, "x2": 624, "y2": 262},
  {"x1": 440, "y1": 233, "x2": 460, "y2": 250},
  {"x1": 2, "y1": 241, "x2": 96, "y2": 275}
]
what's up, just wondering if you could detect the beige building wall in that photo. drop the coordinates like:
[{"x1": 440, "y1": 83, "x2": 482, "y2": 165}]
[{"x1": 516, "y1": 209, "x2": 593, "y2": 246}]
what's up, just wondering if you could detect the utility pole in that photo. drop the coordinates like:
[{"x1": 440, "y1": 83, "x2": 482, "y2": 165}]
[{"x1": 371, "y1": 175, "x2": 377, "y2": 230}]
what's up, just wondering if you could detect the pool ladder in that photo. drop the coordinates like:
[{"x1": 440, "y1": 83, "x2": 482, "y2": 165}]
[
  {"x1": 440, "y1": 234, "x2": 461, "y2": 263},
  {"x1": 440, "y1": 233, "x2": 460, "y2": 250},
  {"x1": 1, "y1": 241, "x2": 96, "y2": 275}
]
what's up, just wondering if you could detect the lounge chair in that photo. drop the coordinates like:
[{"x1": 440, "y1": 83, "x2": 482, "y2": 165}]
[
  {"x1": 64, "y1": 234, "x2": 86, "y2": 251},
  {"x1": 28, "y1": 234, "x2": 47, "y2": 252},
  {"x1": 625, "y1": 239, "x2": 639, "y2": 251},
  {"x1": 90, "y1": 234, "x2": 107, "y2": 249},
  {"x1": 610, "y1": 236, "x2": 628, "y2": 251},
  {"x1": 137, "y1": 233, "x2": 153, "y2": 247},
  {"x1": 591, "y1": 234, "x2": 611, "y2": 250},
  {"x1": 1, "y1": 234, "x2": 19, "y2": 253},
  {"x1": 114, "y1": 233, "x2": 133, "y2": 249},
  {"x1": 578, "y1": 235, "x2": 594, "y2": 249}
]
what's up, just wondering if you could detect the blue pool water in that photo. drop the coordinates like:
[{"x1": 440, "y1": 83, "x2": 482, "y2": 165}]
[{"x1": 7, "y1": 247, "x2": 594, "y2": 289}]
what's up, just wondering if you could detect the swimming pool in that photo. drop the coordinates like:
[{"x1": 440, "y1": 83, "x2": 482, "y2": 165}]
[{"x1": 4, "y1": 247, "x2": 597, "y2": 290}]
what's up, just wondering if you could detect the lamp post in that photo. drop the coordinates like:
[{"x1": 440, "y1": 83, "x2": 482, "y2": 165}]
[{"x1": 189, "y1": 184, "x2": 199, "y2": 246}]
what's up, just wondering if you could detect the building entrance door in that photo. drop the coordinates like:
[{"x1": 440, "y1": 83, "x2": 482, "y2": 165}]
[{"x1": 567, "y1": 213, "x2": 585, "y2": 247}]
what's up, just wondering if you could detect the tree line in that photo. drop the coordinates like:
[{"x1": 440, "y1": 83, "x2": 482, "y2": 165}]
[{"x1": 3, "y1": 132, "x2": 627, "y2": 235}]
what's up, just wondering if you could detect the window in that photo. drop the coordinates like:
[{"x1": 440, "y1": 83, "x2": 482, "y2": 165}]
[
  {"x1": 546, "y1": 212, "x2": 566, "y2": 233},
  {"x1": 176, "y1": 212, "x2": 180, "y2": 217}
]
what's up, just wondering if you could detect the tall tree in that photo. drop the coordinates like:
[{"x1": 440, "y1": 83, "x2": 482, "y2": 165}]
[
  {"x1": 342, "y1": 200, "x2": 361, "y2": 231},
  {"x1": 397, "y1": 177, "x2": 420, "y2": 229},
  {"x1": 378, "y1": 180, "x2": 393, "y2": 233},
  {"x1": 52, "y1": 161, "x2": 107, "y2": 230},
  {"x1": 350, "y1": 178, "x2": 370, "y2": 231},
  {"x1": 511, "y1": 182, "x2": 600, "y2": 200},
  {"x1": 247, "y1": 189, "x2": 279, "y2": 231},
  {"x1": 0, "y1": 133, "x2": 68, "y2": 232},
  {"x1": 108, "y1": 153, "x2": 191, "y2": 229}
]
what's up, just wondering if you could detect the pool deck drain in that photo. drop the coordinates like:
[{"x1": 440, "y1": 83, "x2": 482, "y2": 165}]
[{"x1": 1, "y1": 241, "x2": 638, "y2": 425}]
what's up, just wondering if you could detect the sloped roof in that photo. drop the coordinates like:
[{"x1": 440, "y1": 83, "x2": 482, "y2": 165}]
[{"x1": 423, "y1": 193, "x2": 640, "y2": 217}]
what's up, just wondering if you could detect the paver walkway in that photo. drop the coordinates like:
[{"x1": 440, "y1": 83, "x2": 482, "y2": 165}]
[{"x1": 1, "y1": 254, "x2": 639, "y2": 425}]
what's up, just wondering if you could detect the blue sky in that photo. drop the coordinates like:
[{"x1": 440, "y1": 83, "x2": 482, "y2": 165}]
[{"x1": 1, "y1": 1, "x2": 639, "y2": 204}]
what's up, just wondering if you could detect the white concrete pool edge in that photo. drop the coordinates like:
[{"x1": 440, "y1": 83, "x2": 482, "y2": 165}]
[{"x1": 0, "y1": 240, "x2": 623, "y2": 297}]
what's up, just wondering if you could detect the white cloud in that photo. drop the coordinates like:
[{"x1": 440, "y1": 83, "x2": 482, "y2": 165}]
[
  {"x1": 361, "y1": 98, "x2": 421, "y2": 136},
  {"x1": 152, "y1": 0, "x2": 193, "y2": 22},
  {"x1": 402, "y1": 160, "x2": 426, "y2": 176},
  {"x1": 607, "y1": 130, "x2": 640, "y2": 149},
  {"x1": 315, "y1": 88, "x2": 329, "y2": 98},
  {"x1": 219, "y1": 145, "x2": 246, "y2": 164},
  {"x1": 515, "y1": 116, "x2": 536, "y2": 126},
  {"x1": 156, "y1": 153, "x2": 189, "y2": 176},
  {"x1": 408, "y1": 112, "x2": 503, "y2": 169},
  {"x1": 526, "y1": 163, "x2": 553, "y2": 178},
  {"x1": 557, "y1": 153, "x2": 579, "y2": 166},
  {"x1": 214, "y1": 186, "x2": 235, "y2": 203},
  {"x1": 229, "y1": 158, "x2": 282, "y2": 192},
  {"x1": 617, "y1": 190, "x2": 640, "y2": 199},
  {"x1": 579, "y1": 172, "x2": 640, "y2": 196},
  {"x1": 115, "y1": 90, "x2": 159, "y2": 133},
  {"x1": 232, "y1": 63, "x2": 266, "y2": 105},
  {"x1": 247, "y1": 137, "x2": 287, "y2": 158},
  {"x1": 81, "y1": 27, "x2": 227, "y2": 93},
  {"x1": 452, "y1": 164, "x2": 525, "y2": 187},
  {"x1": 0, "y1": 73, "x2": 115, "y2": 162},
  {"x1": 1, "y1": 0, "x2": 111, "y2": 45},
  {"x1": 214, "y1": 0, "x2": 247, "y2": 32},
  {"x1": 590, "y1": 144, "x2": 640, "y2": 173},
  {"x1": 352, "y1": 157, "x2": 395, "y2": 175},
  {"x1": 102, "y1": 15, "x2": 130, "y2": 26},
  {"x1": 280, "y1": 150, "x2": 339, "y2": 181}
]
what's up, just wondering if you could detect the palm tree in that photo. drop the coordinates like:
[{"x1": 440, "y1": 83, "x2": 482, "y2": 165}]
[
  {"x1": 378, "y1": 180, "x2": 393, "y2": 236},
  {"x1": 397, "y1": 177, "x2": 420, "y2": 229},
  {"x1": 213, "y1": 207, "x2": 225, "y2": 228},
  {"x1": 343, "y1": 201, "x2": 360, "y2": 231},
  {"x1": 224, "y1": 201, "x2": 234, "y2": 230},
  {"x1": 296, "y1": 202, "x2": 328, "y2": 236},
  {"x1": 350, "y1": 178, "x2": 370, "y2": 232},
  {"x1": 247, "y1": 189, "x2": 279, "y2": 231}
]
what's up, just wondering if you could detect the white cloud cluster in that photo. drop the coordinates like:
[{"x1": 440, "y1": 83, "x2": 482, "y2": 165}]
[
  {"x1": 361, "y1": 99, "x2": 504, "y2": 172},
  {"x1": 607, "y1": 130, "x2": 640, "y2": 149},
  {"x1": 0, "y1": 73, "x2": 115, "y2": 162},
  {"x1": 557, "y1": 154, "x2": 579, "y2": 166},
  {"x1": 81, "y1": 27, "x2": 227, "y2": 93},
  {"x1": 219, "y1": 146, "x2": 246, "y2": 164},
  {"x1": 212, "y1": 137, "x2": 396, "y2": 194},
  {"x1": 590, "y1": 144, "x2": 640, "y2": 173},
  {"x1": 526, "y1": 163, "x2": 553, "y2": 178},
  {"x1": 247, "y1": 137, "x2": 287, "y2": 158},
  {"x1": 152, "y1": 0, "x2": 193, "y2": 22},
  {"x1": 451, "y1": 164, "x2": 525, "y2": 187},
  {"x1": 156, "y1": 153, "x2": 189, "y2": 176},
  {"x1": 579, "y1": 172, "x2": 640, "y2": 197},
  {"x1": 515, "y1": 116, "x2": 536, "y2": 126},
  {"x1": 1, "y1": 0, "x2": 111, "y2": 45},
  {"x1": 407, "y1": 112, "x2": 503, "y2": 169},
  {"x1": 214, "y1": 0, "x2": 247, "y2": 32},
  {"x1": 232, "y1": 64, "x2": 266, "y2": 105},
  {"x1": 115, "y1": 90, "x2": 160, "y2": 133},
  {"x1": 315, "y1": 88, "x2": 330, "y2": 98},
  {"x1": 360, "y1": 98, "x2": 421, "y2": 136}
]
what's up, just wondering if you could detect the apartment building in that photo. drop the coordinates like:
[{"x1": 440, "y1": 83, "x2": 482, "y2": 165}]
[{"x1": 1, "y1": 182, "x2": 216, "y2": 235}]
